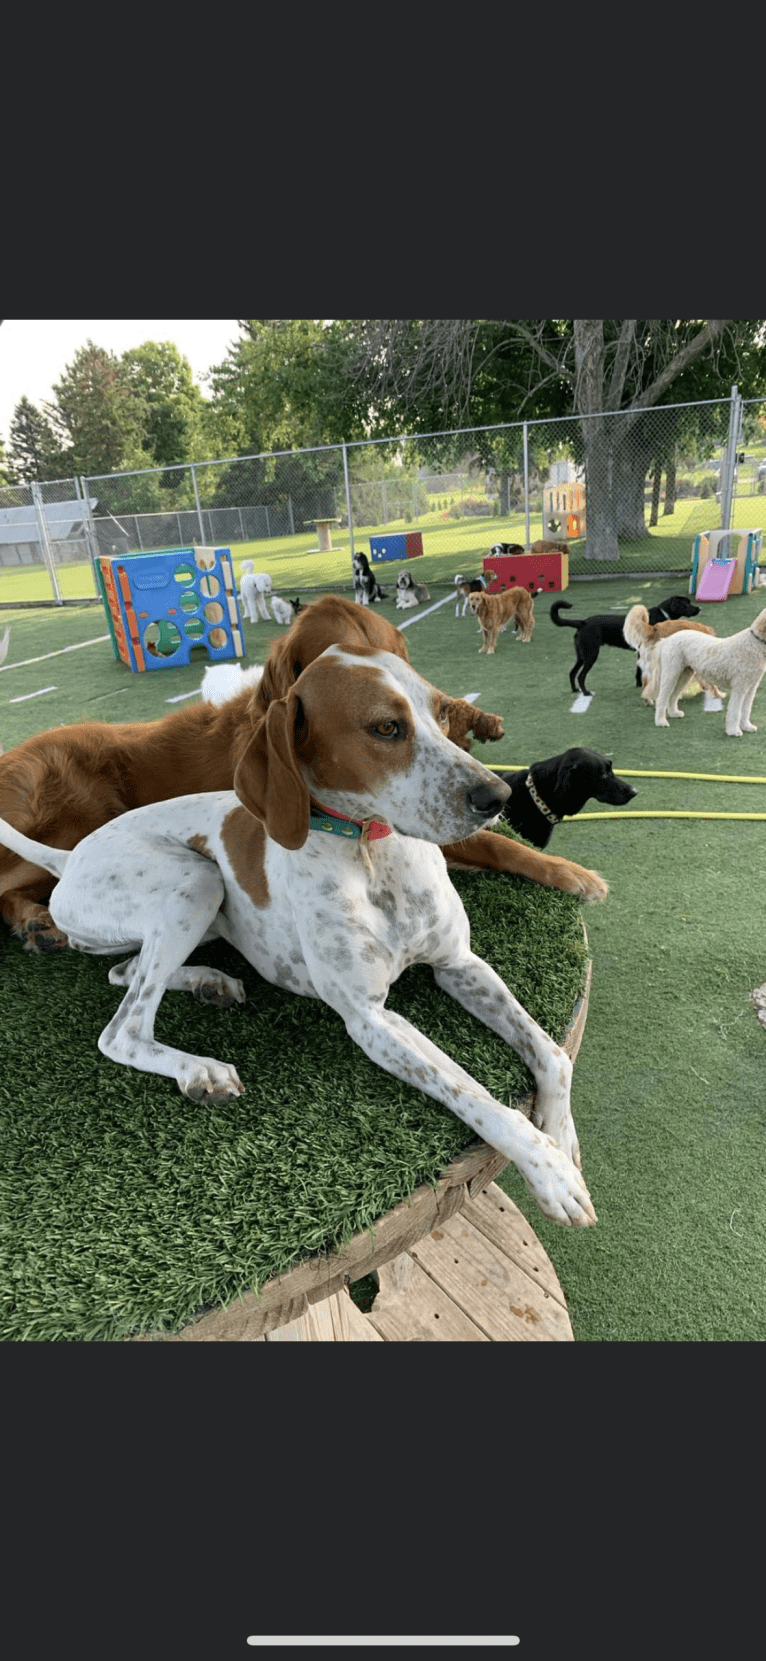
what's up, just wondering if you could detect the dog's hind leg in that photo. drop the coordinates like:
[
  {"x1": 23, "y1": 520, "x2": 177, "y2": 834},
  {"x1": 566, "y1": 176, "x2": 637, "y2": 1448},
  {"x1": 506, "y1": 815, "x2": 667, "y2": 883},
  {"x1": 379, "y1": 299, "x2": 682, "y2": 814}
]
[
  {"x1": 52, "y1": 844, "x2": 244, "y2": 1100},
  {"x1": 98, "y1": 929, "x2": 244, "y2": 1101},
  {"x1": 108, "y1": 955, "x2": 246, "y2": 1008},
  {"x1": 737, "y1": 676, "x2": 763, "y2": 733},
  {"x1": 665, "y1": 666, "x2": 695, "y2": 717}
]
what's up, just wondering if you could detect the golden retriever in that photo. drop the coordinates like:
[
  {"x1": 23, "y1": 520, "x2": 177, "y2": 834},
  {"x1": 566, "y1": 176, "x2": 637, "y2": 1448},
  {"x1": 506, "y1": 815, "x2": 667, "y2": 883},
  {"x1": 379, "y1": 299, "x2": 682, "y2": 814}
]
[{"x1": 468, "y1": 585, "x2": 535, "y2": 653}]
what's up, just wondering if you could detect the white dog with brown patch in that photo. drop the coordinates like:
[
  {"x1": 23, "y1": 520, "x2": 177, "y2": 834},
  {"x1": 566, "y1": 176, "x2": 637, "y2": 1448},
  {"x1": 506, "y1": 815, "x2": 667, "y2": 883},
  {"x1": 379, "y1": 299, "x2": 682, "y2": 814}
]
[
  {"x1": 652, "y1": 607, "x2": 766, "y2": 735},
  {"x1": 0, "y1": 645, "x2": 595, "y2": 1229}
]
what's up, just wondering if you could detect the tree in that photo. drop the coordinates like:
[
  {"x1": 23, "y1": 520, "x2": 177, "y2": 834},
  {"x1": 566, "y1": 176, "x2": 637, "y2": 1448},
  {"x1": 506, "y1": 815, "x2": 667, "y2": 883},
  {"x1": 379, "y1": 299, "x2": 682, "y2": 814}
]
[
  {"x1": 344, "y1": 320, "x2": 766, "y2": 562},
  {"x1": 206, "y1": 321, "x2": 373, "y2": 458},
  {"x1": 119, "y1": 341, "x2": 209, "y2": 484},
  {"x1": 47, "y1": 342, "x2": 149, "y2": 477},
  {"x1": 0, "y1": 433, "x2": 16, "y2": 488},
  {"x1": 8, "y1": 395, "x2": 66, "y2": 482}
]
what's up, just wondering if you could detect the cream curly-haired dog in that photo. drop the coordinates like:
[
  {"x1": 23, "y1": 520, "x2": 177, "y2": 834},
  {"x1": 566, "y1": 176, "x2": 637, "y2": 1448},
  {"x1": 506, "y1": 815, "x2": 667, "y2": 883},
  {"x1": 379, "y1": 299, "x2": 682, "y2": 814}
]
[
  {"x1": 468, "y1": 585, "x2": 535, "y2": 653},
  {"x1": 622, "y1": 605, "x2": 721, "y2": 705},
  {"x1": 651, "y1": 607, "x2": 766, "y2": 735}
]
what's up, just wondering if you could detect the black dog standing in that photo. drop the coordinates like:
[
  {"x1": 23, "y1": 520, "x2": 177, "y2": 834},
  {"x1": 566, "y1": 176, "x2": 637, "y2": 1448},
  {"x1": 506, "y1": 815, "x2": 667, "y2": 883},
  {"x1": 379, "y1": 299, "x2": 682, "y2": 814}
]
[{"x1": 550, "y1": 595, "x2": 701, "y2": 696}]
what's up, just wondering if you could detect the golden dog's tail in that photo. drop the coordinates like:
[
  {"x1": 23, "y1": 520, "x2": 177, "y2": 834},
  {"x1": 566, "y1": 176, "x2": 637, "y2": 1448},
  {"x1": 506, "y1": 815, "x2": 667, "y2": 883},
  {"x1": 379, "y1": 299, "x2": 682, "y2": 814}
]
[{"x1": 622, "y1": 604, "x2": 652, "y2": 651}]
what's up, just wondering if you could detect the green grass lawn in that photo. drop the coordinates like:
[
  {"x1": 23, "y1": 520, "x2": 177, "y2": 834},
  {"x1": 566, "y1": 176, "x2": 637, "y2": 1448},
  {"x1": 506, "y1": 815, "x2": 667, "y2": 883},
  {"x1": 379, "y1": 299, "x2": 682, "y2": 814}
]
[
  {"x1": 2, "y1": 481, "x2": 764, "y2": 610},
  {"x1": 2, "y1": 576, "x2": 766, "y2": 1340}
]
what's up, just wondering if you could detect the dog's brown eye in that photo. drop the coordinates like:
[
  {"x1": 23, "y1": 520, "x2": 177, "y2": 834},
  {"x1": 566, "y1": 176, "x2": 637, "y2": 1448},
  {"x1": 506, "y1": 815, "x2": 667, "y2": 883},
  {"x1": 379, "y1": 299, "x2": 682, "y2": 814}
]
[{"x1": 374, "y1": 720, "x2": 399, "y2": 738}]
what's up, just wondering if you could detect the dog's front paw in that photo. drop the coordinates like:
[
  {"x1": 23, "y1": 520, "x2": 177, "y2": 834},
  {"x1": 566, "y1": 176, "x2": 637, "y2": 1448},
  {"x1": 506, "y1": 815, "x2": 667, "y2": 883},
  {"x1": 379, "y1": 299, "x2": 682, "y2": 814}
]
[
  {"x1": 519, "y1": 1135, "x2": 596, "y2": 1228},
  {"x1": 180, "y1": 1058, "x2": 244, "y2": 1103},
  {"x1": 556, "y1": 860, "x2": 608, "y2": 903},
  {"x1": 742, "y1": 722, "x2": 758, "y2": 733}
]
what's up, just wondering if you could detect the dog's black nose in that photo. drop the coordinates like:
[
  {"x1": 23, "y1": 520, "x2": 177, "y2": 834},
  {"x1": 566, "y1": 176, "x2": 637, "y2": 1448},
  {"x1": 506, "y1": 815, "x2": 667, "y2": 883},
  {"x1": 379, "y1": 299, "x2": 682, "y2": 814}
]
[{"x1": 467, "y1": 781, "x2": 510, "y2": 816}]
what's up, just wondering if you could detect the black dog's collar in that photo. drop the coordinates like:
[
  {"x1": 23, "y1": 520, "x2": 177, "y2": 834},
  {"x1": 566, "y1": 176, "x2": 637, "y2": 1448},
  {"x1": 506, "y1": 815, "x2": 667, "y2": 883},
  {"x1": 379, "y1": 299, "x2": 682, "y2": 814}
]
[
  {"x1": 658, "y1": 607, "x2": 670, "y2": 620},
  {"x1": 525, "y1": 773, "x2": 559, "y2": 824}
]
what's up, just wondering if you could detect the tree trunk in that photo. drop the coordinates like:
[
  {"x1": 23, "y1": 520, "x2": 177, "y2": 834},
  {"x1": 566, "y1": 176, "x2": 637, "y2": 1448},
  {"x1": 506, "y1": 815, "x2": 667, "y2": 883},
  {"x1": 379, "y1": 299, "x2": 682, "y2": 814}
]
[
  {"x1": 574, "y1": 321, "x2": 620, "y2": 562},
  {"x1": 663, "y1": 452, "x2": 676, "y2": 515},
  {"x1": 649, "y1": 461, "x2": 662, "y2": 527},
  {"x1": 580, "y1": 415, "x2": 620, "y2": 559},
  {"x1": 616, "y1": 440, "x2": 652, "y2": 540}
]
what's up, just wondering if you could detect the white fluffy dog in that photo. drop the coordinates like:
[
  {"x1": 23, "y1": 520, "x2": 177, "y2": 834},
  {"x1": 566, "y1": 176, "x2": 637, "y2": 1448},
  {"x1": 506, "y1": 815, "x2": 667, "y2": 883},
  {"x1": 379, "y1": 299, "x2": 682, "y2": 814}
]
[
  {"x1": 270, "y1": 595, "x2": 294, "y2": 627},
  {"x1": 652, "y1": 607, "x2": 766, "y2": 735},
  {"x1": 239, "y1": 562, "x2": 273, "y2": 622},
  {"x1": 200, "y1": 661, "x2": 264, "y2": 707}
]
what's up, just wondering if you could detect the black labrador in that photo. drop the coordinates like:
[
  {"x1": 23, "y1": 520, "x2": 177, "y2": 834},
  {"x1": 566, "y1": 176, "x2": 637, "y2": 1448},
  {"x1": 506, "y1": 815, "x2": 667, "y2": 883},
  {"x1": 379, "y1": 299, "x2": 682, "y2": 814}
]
[
  {"x1": 498, "y1": 748, "x2": 637, "y2": 848},
  {"x1": 551, "y1": 594, "x2": 700, "y2": 695}
]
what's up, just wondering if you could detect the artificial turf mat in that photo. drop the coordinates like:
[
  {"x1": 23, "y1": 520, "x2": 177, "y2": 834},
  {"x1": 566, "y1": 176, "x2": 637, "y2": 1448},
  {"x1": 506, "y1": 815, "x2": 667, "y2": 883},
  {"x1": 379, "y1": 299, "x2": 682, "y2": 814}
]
[{"x1": 0, "y1": 840, "x2": 588, "y2": 1343}]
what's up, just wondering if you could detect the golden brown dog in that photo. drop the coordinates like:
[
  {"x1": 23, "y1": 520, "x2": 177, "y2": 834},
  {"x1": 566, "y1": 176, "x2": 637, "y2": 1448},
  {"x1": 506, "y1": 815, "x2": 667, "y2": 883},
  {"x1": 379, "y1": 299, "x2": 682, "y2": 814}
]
[
  {"x1": 468, "y1": 585, "x2": 535, "y2": 653},
  {"x1": 0, "y1": 595, "x2": 607, "y2": 952}
]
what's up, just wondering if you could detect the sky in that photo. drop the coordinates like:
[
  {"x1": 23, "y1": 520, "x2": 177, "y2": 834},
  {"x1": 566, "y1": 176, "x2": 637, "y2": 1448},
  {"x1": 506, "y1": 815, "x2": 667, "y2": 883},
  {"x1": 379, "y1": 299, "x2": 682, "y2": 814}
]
[{"x1": 0, "y1": 319, "x2": 242, "y2": 448}]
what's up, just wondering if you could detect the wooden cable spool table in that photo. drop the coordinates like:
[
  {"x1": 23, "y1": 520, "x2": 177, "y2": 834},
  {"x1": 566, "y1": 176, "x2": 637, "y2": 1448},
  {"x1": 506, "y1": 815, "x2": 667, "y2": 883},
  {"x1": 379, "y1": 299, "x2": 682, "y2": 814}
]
[{"x1": 135, "y1": 954, "x2": 591, "y2": 1344}]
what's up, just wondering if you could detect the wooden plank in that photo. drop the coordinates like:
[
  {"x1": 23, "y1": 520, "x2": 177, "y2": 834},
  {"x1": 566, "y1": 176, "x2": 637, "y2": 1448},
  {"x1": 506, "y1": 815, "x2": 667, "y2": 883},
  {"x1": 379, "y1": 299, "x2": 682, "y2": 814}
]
[
  {"x1": 410, "y1": 1215, "x2": 573, "y2": 1341},
  {"x1": 460, "y1": 1182, "x2": 568, "y2": 1307},
  {"x1": 263, "y1": 1288, "x2": 383, "y2": 1341},
  {"x1": 368, "y1": 1255, "x2": 489, "y2": 1342}
]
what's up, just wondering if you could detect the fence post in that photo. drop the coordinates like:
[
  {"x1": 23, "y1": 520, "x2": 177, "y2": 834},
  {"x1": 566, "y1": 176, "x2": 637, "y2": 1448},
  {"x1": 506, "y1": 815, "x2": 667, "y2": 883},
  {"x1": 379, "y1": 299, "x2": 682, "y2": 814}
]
[
  {"x1": 190, "y1": 464, "x2": 205, "y2": 546},
  {"x1": 30, "y1": 482, "x2": 63, "y2": 605},
  {"x1": 78, "y1": 476, "x2": 103, "y2": 592},
  {"x1": 719, "y1": 384, "x2": 742, "y2": 534},
  {"x1": 523, "y1": 422, "x2": 530, "y2": 546},
  {"x1": 342, "y1": 443, "x2": 355, "y2": 565}
]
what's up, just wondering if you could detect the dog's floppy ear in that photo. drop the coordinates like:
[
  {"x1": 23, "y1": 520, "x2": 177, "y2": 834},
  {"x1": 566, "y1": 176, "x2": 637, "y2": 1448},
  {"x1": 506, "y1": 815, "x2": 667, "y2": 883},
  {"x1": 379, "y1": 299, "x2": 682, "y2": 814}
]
[{"x1": 233, "y1": 687, "x2": 309, "y2": 849}]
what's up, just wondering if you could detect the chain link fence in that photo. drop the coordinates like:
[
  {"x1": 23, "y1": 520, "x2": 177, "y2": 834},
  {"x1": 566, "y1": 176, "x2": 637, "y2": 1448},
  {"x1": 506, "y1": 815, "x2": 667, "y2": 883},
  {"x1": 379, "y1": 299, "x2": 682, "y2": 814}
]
[{"x1": 2, "y1": 393, "x2": 765, "y2": 607}]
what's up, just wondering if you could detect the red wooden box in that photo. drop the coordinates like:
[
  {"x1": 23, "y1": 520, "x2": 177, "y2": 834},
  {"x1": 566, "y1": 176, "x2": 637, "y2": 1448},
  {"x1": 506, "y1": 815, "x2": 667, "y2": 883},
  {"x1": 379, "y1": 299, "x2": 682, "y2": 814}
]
[{"x1": 482, "y1": 551, "x2": 569, "y2": 594}]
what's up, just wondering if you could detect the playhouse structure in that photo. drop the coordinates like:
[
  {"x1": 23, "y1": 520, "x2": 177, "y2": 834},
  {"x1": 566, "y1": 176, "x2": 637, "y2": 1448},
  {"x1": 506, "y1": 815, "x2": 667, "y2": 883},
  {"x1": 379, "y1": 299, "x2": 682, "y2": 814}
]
[
  {"x1": 689, "y1": 528, "x2": 762, "y2": 600},
  {"x1": 542, "y1": 482, "x2": 586, "y2": 542},
  {"x1": 483, "y1": 548, "x2": 569, "y2": 595},
  {"x1": 96, "y1": 546, "x2": 244, "y2": 672}
]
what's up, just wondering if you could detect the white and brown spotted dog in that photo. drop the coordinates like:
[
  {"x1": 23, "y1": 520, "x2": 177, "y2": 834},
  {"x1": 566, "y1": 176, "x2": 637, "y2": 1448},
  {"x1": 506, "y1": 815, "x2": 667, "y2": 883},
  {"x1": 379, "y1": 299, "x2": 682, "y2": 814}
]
[
  {"x1": 468, "y1": 585, "x2": 535, "y2": 652},
  {"x1": 0, "y1": 647, "x2": 597, "y2": 1230},
  {"x1": 454, "y1": 573, "x2": 488, "y2": 617}
]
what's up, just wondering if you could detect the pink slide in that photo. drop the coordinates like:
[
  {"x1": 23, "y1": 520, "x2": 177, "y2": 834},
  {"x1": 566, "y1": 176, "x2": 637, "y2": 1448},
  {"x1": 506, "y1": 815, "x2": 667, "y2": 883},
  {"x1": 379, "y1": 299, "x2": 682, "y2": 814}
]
[{"x1": 695, "y1": 559, "x2": 736, "y2": 601}]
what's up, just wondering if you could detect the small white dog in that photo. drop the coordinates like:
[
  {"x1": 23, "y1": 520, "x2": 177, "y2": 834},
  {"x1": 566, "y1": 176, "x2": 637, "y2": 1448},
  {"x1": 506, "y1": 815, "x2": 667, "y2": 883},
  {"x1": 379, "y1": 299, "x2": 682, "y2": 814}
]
[
  {"x1": 200, "y1": 661, "x2": 264, "y2": 707},
  {"x1": 652, "y1": 607, "x2": 766, "y2": 735},
  {"x1": 239, "y1": 562, "x2": 273, "y2": 622},
  {"x1": 270, "y1": 595, "x2": 294, "y2": 627}
]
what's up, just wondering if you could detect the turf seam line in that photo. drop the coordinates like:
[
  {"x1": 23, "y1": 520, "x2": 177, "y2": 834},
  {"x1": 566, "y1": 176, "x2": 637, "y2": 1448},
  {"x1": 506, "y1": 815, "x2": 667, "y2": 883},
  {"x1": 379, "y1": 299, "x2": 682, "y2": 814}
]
[{"x1": 0, "y1": 636, "x2": 111, "y2": 673}]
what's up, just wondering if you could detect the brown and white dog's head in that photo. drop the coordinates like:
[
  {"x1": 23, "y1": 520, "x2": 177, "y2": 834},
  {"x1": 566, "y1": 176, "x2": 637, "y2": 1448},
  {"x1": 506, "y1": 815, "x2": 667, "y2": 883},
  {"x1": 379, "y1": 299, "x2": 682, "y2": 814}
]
[{"x1": 233, "y1": 645, "x2": 510, "y2": 850}]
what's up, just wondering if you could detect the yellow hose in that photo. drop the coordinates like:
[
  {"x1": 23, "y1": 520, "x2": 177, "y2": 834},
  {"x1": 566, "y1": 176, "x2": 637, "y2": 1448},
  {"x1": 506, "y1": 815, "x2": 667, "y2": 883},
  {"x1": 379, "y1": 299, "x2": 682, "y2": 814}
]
[
  {"x1": 489, "y1": 766, "x2": 766, "y2": 784},
  {"x1": 563, "y1": 810, "x2": 766, "y2": 822}
]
